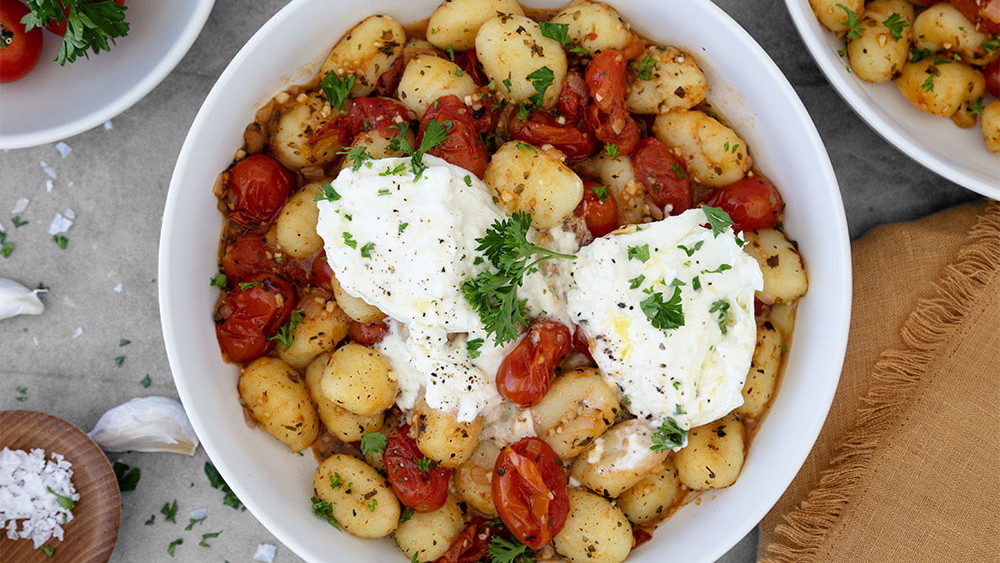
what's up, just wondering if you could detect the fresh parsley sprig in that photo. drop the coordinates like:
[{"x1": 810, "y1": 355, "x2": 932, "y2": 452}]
[
  {"x1": 882, "y1": 13, "x2": 909, "y2": 41},
  {"x1": 320, "y1": 71, "x2": 356, "y2": 111},
  {"x1": 22, "y1": 0, "x2": 129, "y2": 65},
  {"x1": 836, "y1": 4, "x2": 863, "y2": 40},
  {"x1": 651, "y1": 417, "x2": 687, "y2": 451},
  {"x1": 387, "y1": 119, "x2": 452, "y2": 179},
  {"x1": 640, "y1": 286, "x2": 685, "y2": 332},
  {"x1": 462, "y1": 212, "x2": 576, "y2": 346},
  {"x1": 701, "y1": 205, "x2": 734, "y2": 237},
  {"x1": 487, "y1": 535, "x2": 535, "y2": 563}
]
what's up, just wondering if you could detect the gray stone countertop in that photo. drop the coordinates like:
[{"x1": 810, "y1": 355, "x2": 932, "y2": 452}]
[{"x1": 0, "y1": 0, "x2": 985, "y2": 562}]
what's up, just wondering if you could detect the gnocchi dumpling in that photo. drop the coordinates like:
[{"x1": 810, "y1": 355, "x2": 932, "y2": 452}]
[
  {"x1": 548, "y1": 1, "x2": 633, "y2": 54},
  {"x1": 673, "y1": 415, "x2": 745, "y2": 490},
  {"x1": 742, "y1": 228, "x2": 808, "y2": 305},
  {"x1": 626, "y1": 46, "x2": 707, "y2": 113},
  {"x1": 484, "y1": 141, "x2": 584, "y2": 229},
  {"x1": 734, "y1": 320, "x2": 783, "y2": 420},
  {"x1": 896, "y1": 57, "x2": 985, "y2": 118},
  {"x1": 531, "y1": 367, "x2": 620, "y2": 459},
  {"x1": 570, "y1": 419, "x2": 668, "y2": 498},
  {"x1": 268, "y1": 92, "x2": 342, "y2": 172},
  {"x1": 320, "y1": 15, "x2": 406, "y2": 98},
  {"x1": 397, "y1": 54, "x2": 479, "y2": 117},
  {"x1": 426, "y1": 0, "x2": 525, "y2": 52},
  {"x1": 846, "y1": 0, "x2": 913, "y2": 83},
  {"x1": 652, "y1": 109, "x2": 751, "y2": 188},
  {"x1": 305, "y1": 354, "x2": 384, "y2": 442},
  {"x1": 552, "y1": 488, "x2": 633, "y2": 563},
  {"x1": 312, "y1": 454, "x2": 400, "y2": 538},
  {"x1": 393, "y1": 495, "x2": 466, "y2": 561},
  {"x1": 319, "y1": 343, "x2": 397, "y2": 416},
  {"x1": 274, "y1": 182, "x2": 325, "y2": 259},
  {"x1": 238, "y1": 357, "x2": 319, "y2": 452},
  {"x1": 411, "y1": 398, "x2": 483, "y2": 468},
  {"x1": 475, "y1": 14, "x2": 567, "y2": 109},
  {"x1": 276, "y1": 293, "x2": 351, "y2": 370}
]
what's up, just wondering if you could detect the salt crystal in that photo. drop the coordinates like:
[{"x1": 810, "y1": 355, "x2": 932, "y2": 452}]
[
  {"x1": 189, "y1": 508, "x2": 207, "y2": 520},
  {"x1": 39, "y1": 161, "x2": 57, "y2": 180},
  {"x1": 253, "y1": 543, "x2": 277, "y2": 563},
  {"x1": 32, "y1": 337, "x2": 39, "y2": 346},
  {"x1": 64, "y1": 208, "x2": 75, "y2": 220},
  {"x1": 45, "y1": 179, "x2": 54, "y2": 193},
  {"x1": 103, "y1": 121, "x2": 113, "y2": 130},
  {"x1": 12, "y1": 198, "x2": 29, "y2": 214},
  {"x1": 0, "y1": 220, "x2": 5, "y2": 233},
  {"x1": 48, "y1": 213, "x2": 73, "y2": 236},
  {"x1": 72, "y1": 327, "x2": 83, "y2": 338},
  {"x1": 113, "y1": 283, "x2": 123, "y2": 293},
  {"x1": 55, "y1": 142, "x2": 71, "y2": 158}
]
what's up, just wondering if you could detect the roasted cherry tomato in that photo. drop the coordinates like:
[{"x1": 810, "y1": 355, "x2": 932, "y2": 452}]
[
  {"x1": 633, "y1": 137, "x2": 692, "y2": 215},
  {"x1": 383, "y1": 425, "x2": 452, "y2": 513},
  {"x1": 348, "y1": 319, "x2": 388, "y2": 346},
  {"x1": 420, "y1": 95, "x2": 488, "y2": 178},
  {"x1": 496, "y1": 320, "x2": 572, "y2": 407},
  {"x1": 468, "y1": 86, "x2": 502, "y2": 135},
  {"x1": 704, "y1": 176, "x2": 783, "y2": 232},
  {"x1": 492, "y1": 437, "x2": 569, "y2": 550},
  {"x1": 215, "y1": 274, "x2": 295, "y2": 363},
  {"x1": 574, "y1": 180, "x2": 619, "y2": 238},
  {"x1": 556, "y1": 71, "x2": 589, "y2": 126},
  {"x1": 585, "y1": 48, "x2": 641, "y2": 155},
  {"x1": 437, "y1": 517, "x2": 499, "y2": 563},
  {"x1": 310, "y1": 250, "x2": 333, "y2": 290},
  {"x1": 222, "y1": 236, "x2": 278, "y2": 283},
  {"x1": 375, "y1": 55, "x2": 406, "y2": 97},
  {"x1": 309, "y1": 96, "x2": 413, "y2": 144},
  {"x1": 510, "y1": 111, "x2": 596, "y2": 160},
  {"x1": 227, "y1": 154, "x2": 295, "y2": 231},
  {"x1": 454, "y1": 49, "x2": 489, "y2": 87},
  {"x1": 984, "y1": 59, "x2": 1000, "y2": 99},
  {"x1": 0, "y1": 0, "x2": 43, "y2": 83},
  {"x1": 572, "y1": 325, "x2": 595, "y2": 364},
  {"x1": 949, "y1": 0, "x2": 1000, "y2": 33}
]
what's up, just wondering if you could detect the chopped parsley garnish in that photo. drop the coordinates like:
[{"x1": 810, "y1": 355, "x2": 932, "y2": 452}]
[
  {"x1": 454, "y1": 68, "x2": 465, "y2": 77},
  {"x1": 627, "y1": 244, "x2": 650, "y2": 263},
  {"x1": 268, "y1": 308, "x2": 304, "y2": 351},
  {"x1": 319, "y1": 71, "x2": 355, "y2": 110},
  {"x1": 416, "y1": 457, "x2": 434, "y2": 473},
  {"x1": 114, "y1": 355, "x2": 125, "y2": 367},
  {"x1": 968, "y1": 97, "x2": 984, "y2": 116},
  {"x1": 379, "y1": 165, "x2": 406, "y2": 178},
  {"x1": 464, "y1": 175, "x2": 473, "y2": 186},
  {"x1": 387, "y1": 119, "x2": 452, "y2": 180},
  {"x1": 569, "y1": 45, "x2": 590, "y2": 56},
  {"x1": 909, "y1": 47, "x2": 932, "y2": 63},
  {"x1": 836, "y1": 4, "x2": 864, "y2": 40},
  {"x1": 462, "y1": 212, "x2": 576, "y2": 346},
  {"x1": 40, "y1": 545, "x2": 55, "y2": 558},
  {"x1": 651, "y1": 417, "x2": 687, "y2": 451},
  {"x1": 342, "y1": 232, "x2": 357, "y2": 249},
  {"x1": 360, "y1": 241, "x2": 376, "y2": 258},
  {"x1": 488, "y1": 535, "x2": 535, "y2": 563},
  {"x1": 604, "y1": 143, "x2": 619, "y2": 158},
  {"x1": 635, "y1": 54, "x2": 656, "y2": 80},
  {"x1": 539, "y1": 21, "x2": 570, "y2": 45},
  {"x1": 161, "y1": 500, "x2": 178, "y2": 522},
  {"x1": 52, "y1": 235, "x2": 68, "y2": 249},
  {"x1": 140, "y1": 375, "x2": 151, "y2": 388},
  {"x1": 516, "y1": 141, "x2": 538, "y2": 152},
  {"x1": 185, "y1": 516, "x2": 206, "y2": 530},
  {"x1": 691, "y1": 276, "x2": 702, "y2": 291},
  {"x1": 113, "y1": 461, "x2": 140, "y2": 491},
  {"x1": 400, "y1": 507, "x2": 414, "y2": 524},
  {"x1": 199, "y1": 531, "x2": 222, "y2": 547},
  {"x1": 398, "y1": 222, "x2": 409, "y2": 233},
  {"x1": 671, "y1": 162, "x2": 686, "y2": 179},
  {"x1": 311, "y1": 496, "x2": 341, "y2": 530},
  {"x1": 47, "y1": 487, "x2": 75, "y2": 510},
  {"x1": 205, "y1": 462, "x2": 244, "y2": 511},
  {"x1": 628, "y1": 274, "x2": 646, "y2": 289},
  {"x1": 670, "y1": 278, "x2": 686, "y2": 287},
  {"x1": 982, "y1": 38, "x2": 999, "y2": 55},
  {"x1": 709, "y1": 299, "x2": 731, "y2": 334},
  {"x1": 330, "y1": 473, "x2": 343, "y2": 489},
  {"x1": 238, "y1": 281, "x2": 259, "y2": 290},
  {"x1": 0, "y1": 232, "x2": 12, "y2": 258},
  {"x1": 701, "y1": 205, "x2": 734, "y2": 237},
  {"x1": 882, "y1": 13, "x2": 909, "y2": 41},
  {"x1": 525, "y1": 66, "x2": 555, "y2": 111},
  {"x1": 701, "y1": 264, "x2": 732, "y2": 275},
  {"x1": 591, "y1": 184, "x2": 610, "y2": 202},
  {"x1": 15, "y1": 386, "x2": 27, "y2": 402},
  {"x1": 336, "y1": 146, "x2": 371, "y2": 173},
  {"x1": 640, "y1": 286, "x2": 685, "y2": 332},
  {"x1": 677, "y1": 240, "x2": 704, "y2": 257},
  {"x1": 315, "y1": 182, "x2": 342, "y2": 201},
  {"x1": 11, "y1": 216, "x2": 27, "y2": 228},
  {"x1": 502, "y1": 77, "x2": 513, "y2": 92},
  {"x1": 921, "y1": 74, "x2": 934, "y2": 92},
  {"x1": 466, "y1": 337, "x2": 484, "y2": 358},
  {"x1": 119, "y1": 339, "x2": 130, "y2": 347},
  {"x1": 672, "y1": 380, "x2": 682, "y2": 390},
  {"x1": 209, "y1": 273, "x2": 228, "y2": 288},
  {"x1": 167, "y1": 538, "x2": 183, "y2": 557},
  {"x1": 367, "y1": 499, "x2": 378, "y2": 512},
  {"x1": 360, "y1": 432, "x2": 388, "y2": 457},
  {"x1": 22, "y1": 0, "x2": 129, "y2": 65}
]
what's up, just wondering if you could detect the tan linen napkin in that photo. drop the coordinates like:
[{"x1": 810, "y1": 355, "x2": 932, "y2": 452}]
[{"x1": 758, "y1": 200, "x2": 1000, "y2": 562}]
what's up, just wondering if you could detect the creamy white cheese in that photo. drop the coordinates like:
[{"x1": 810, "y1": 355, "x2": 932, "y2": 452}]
[{"x1": 564, "y1": 208, "x2": 762, "y2": 438}]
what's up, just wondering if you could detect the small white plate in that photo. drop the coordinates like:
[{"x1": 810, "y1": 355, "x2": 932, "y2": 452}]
[
  {"x1": 784, "y1": 0, "x2": 1000, "y2": 198},
  {"x1": 0, "y1": 0, "x2": 215, "y2": 149}
]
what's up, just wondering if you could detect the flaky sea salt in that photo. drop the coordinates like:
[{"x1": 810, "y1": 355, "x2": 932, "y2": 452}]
[
  {"x1": 39, "y1": 162, "x2": 57, "y2": 180},
  {"x1": 64, "y1": 208, "x2": 75, "y2": 220},
  {"x1": 113, "y1": 283, "x2": 123, "y2": 293},
  {"x1": 45, "y1": 179, "x2": 54, "y2": 193},
  {"x1": 72, "y1": 327, "x2": 83, "y2": 338},
  {"x1": 11, "y1": 198, "x2": 29, "y2": 214},
  {"x1": 253, "y1": 543, "x2": 277, "y2": 562},
  {"x1": 189, "y1": 508, "x2": 207, "y2": 520},
  {"x1": 54, "y1": 142, "x2": 71, "y2": 158},
  {"x1": 48, "y1": 213, "x2": 73, "y2": 236},
  {"x1": 103, "y1": 121, "x2": 113, "y2": 130},
  {"x1": 0, "y1": 448, "x2": 79, "y2": 549}
]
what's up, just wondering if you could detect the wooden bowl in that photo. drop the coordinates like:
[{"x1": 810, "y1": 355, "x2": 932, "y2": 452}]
[{"x1": 0, "y1": 410, "x2": 120, "y2": 562}]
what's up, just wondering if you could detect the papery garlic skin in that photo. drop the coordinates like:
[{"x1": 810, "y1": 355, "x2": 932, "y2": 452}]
[
  {"x1": 88, "y1": 396, "x2": 199, "y2": 455},
  {"x1": 0, "y1": 279, "x2": 45, "y2": 321}
]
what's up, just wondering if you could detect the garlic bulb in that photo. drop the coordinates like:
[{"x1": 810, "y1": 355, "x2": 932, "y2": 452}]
[
  {"x1": 88, "y1": 397, "x2": 199, "y2": 455},
  {"x1": 0, "y1": 278, "x2": 45, "y2": 321}
]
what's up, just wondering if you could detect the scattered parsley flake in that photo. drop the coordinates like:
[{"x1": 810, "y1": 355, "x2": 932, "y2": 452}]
[
  {"x1": 836, "y1": 4, "x2": 864, "y2": 40},
  {"x1": 672, "y1": 380, "x2": 682, "y2": 390},
  {"x1": 502, "y1": 78, "x2": 513, "y2": 92},
  {"x1": 604, "y1": 143, "x2": 619, "y2": 158},
  {"x1": 709, "y1": 299, "x2": 731, "y2": 334},
  {"x1": 701, "y1": 264, "x2": 732, "y2": 275},
  {"x1": 336, "y1": 146, "x2": 371, "y2": 173},
  {"x1": 981, "y1": 38, "x2": 999, "y2": 55},
  {"x1": 671, "y1": 162, "x2": 686, "y2": 179},
  {"x1": 311, "y1": 496, "x2": 341, "y2": 530},
  {"x1": 677, "y1": 240, "x2": 704, "y2": 257},
  {"x1": 238, "y1": 281, "x2": 259, "y2": 290},
  {"x1": 921, "y1": 74, "x2": 934, "y2": 92},
  {"x1": 400, "y1": 507, "x2": 414, "y2": 524},
  {"x1": 40, "y1": 545, "x2": 55, "y2": 558},
  {"x1": 52, "y1": 235, "x2": 68, "y2": 249},
  {"x1": 910, "y1": 47, "x2": 932, "y2": 63},
  {"x1": 628, "y1": 274, "x2": 646, "y2": 289},
  {"x1": 268, "y1": 308, "x2": 304, "y2": 351},
  {"x1": 569, "y1": 45, "x2": 590, "y2": 56},
  {"x1": 692, "y1": 276, "x2": 702, "y2": 291},
  {"x1": 882, "y1": 13, "x2": 909, "y2": 41},
  {"x1": 627, "y1": 244, "x2": 650, "y2": 263},
  {"x1": 367, "y1": 499, "x2": 378, "y2": 512},
  {"x1": 161, "y1": 499, "x2": 178, "y2": 523},
  {"x1": 640, "y1": 286, "x2": 685, "y2": 332},
  {"x1": 968, "y1": 97, "x2": 984, "y2": 116},
  {"x1": 466, "y1": 337, "x2": 484, "y2": 358},
  {"x1": 516, "y1": 141, "x2": 538, "y2": 152},
  {"x1": 454, "y1": 68, "x2": 465, "y2": 77},
  {"x1": 416, "y1": 457, "x2": 434, "y2": 473},
  {"x1": 113, "y1": 461, "x2": 140, "y2": 492},
  {"x1": 342, "y1": 232, "x2": 357, "y2": 249},
  {"x1": 464, "y1": 175, "x2": 472, "y2": 187},
  {"x1": 167, "y1": 538, "x2": 183, "y2": 557},
  {"x1": 539, "y1": 21, "x2": 570, "y2": 45},
  {"x1": 360, "y1": 432, "x2": 388, "y2": 457},
  {"x1": 651, "y1": 417, "x2": 687, "y2": 451},
  {"x1": 360, "y1": 242, "x2": 376, "y2": 258},
  {"x1": 526, "y1": 66, "x2": 555, "y2": 111},
  {"x1": 591, "y1": 184, "x2": 610, "y2": 202},
  {"x1": 205, "y1": 462, "x2": 244, "y2": 511},
  {"x1": 114, "y1": 356, "x2": 125, "y2": 368},
  {"x1": 379, "y1": 164, "x2": 407, "y2": 177},
  {"x1": 398, "y1": 222, "x2": 409, "y2": 233},
  {"x1": 330, "y1": 473, "x2": 343, "y2": 489},
  {"x1": 635, "y1": 54, "x2": 656, "y2": 81},
  {"x1": 119, "y1": 339, "x2": 130, "y2": 347},
  {"x1": 488, "y1": 535, "x2": 534, "y2": 563},
  {"x1": 11, "y1": 216, "x2": 27, "y2": 228},
  {"x1": 199, "y1": 531, "x2": 222, "y2": 547},
  {"x1": 316, "y1": 182, "x2": 342, "y2": 202},
  {"x1": 185, "y1": 516, "x2": 207, "y2": 530},
  {"x1": 47, "y1": 487, "x2": 75, "y2": 510},
  {"x1": 447, "y1": 43, "x2": 455, "y2": 61},
  {"x1": 320, "y1": 71, "x2": 355, "y2": 110},
  {"x1": 701, "y1": 205, "x2": 733, "y2": 237},
  {"x1": 140, "y1": 375, "x2": 151, "y2": 388}
]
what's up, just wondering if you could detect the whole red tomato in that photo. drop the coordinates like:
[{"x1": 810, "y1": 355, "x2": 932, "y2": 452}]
[
  {"x1": 704, "y1": 176, "x2": 783, "y2": 232},
  {"x1": 309, "y1": 97, "x2": 413, "y2": 144},
  {"x1": 633, "y1": 137, "x2": 693, "y2": 215},
  {"x1": 492, "y1": 437, "x2": 569, "y2": 550},
  {"x1": 420, "y1": 95, "x2": 488, "y2": 178},
  {"x1": 574, "y1": 181, "x2": 619, "y2": 238},
  {"x1": 215, "y1": 275, "x2": 296, "y2": 363},
  {"x1": 222, "y1": 236, "x2": 276, "y2": 283},
  {"x1": 585, "y1": 48, "x2": 641, "y2": 155},
  {"x1": 0, "y1": 0, "x2": 43, "y2": 83},
  {"x1": 348, "y1": 319, "x2": 388, "y2": 346},
  {"x1": 496, "y1": 320, "x2": 572, "y2": 407},
  {"x1": 984, "y1": 59, "x2": 999, "y2": 99},
  {"x1": 383, "y1": 425, "x2": 452, "y2": 513},
  {"x1": 45, "y1": 0, "x2": 126, "y2": 36},
  {"x1": 227, "y1": 154, "x2": 295, "y2": 231},
  {"x1": 510, "y1": 111, "x2": 596, "y2": 160}
]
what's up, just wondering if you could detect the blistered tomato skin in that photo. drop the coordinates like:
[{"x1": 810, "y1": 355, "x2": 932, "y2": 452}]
[
  {"x1": 557, "y1": 71, "x2": 589, "y2": 126},
  {"x1": 496, "y1": 320, "x2": 572, "y2": 407},
  {"x1": 585, "y1": 48, "x2": 641, "y2": 155},
  {"x1": 227, "y1": 154, "x2": 295, "y2": 231},
  {"x1": 492, "y1": 437, "x2": 569, "y2": 550},
  {"x1": 348, "y1": 320, "x2": 388, "y2": 346},
  {"x1": 984, "y1": 59, "x2": 999, "y2": 99},
  {"x1": 633, "y1": 137, "x2": 693, "y2": 215},
  {"x1": 421, "y1": 95, "x2": 488, "y2": 178},
  {"x1": 437, "y1": 518, "x2": 497, "y2": 563},
  {"x1": 0, "y1": 0, "x2": 43, "y2": 83},
  {"x1": 510, "y1": 111, "x2": 596, "y2": 160},
  {"x1": 215, "y1": 275, "x2": 296, "y2": 363},
  {"x1": 383, "y1": 425, "x2": 452, "y2": 513},
  {"x1": 574, "y1": 180, "x2": 619, "y2": 238},
  {"x1": 705, "y1": 176, "x2": 784, "y2": 232}
]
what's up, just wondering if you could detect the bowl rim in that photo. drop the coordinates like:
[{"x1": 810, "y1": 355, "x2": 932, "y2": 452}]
[
  {"x1": 159, "y1": 1, "x2": 851, "y2": 561},
  {"x1": 0, "y1": 0, "x2": 216, "y2": 150},
  {"x1": 783, "y1": 0, "x2": 1000, "y2": 199}
]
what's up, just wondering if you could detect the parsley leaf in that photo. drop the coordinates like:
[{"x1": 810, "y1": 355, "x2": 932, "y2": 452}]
[
  {"x1": 836, "y1": 4, "x2": 864, "y2": 40},
  {"x1": 416, "y1": 457, "x2": 434, "y2": 473},
  {"x1": 701, "y1": 205, "x2": 734, "y2": 237},
  {"x1": 205, "y1": 462, "x2": 245, "y2": 511},
  {"x1": 388, "y1": 119, "x2": 453, "y2": 179},
  {"x1": 167, "y1": 538, "x2": 183, "y2": 557},
  {"x1": 651, "y1": 417, "x2": 687, "y2": 451},
  {"x1": 635, "y1": 54, "x2": 656, "y2": 81},
  {"x1": 909, "y1": 47, "x2": 932, "y2": 63},
  {"x1": 539, "y1": 22, "x2": 570, "y2": 45},
  {"x1": 47, "y1": 486, "x2": 75, "y2": 510},
  {"x1": 627, "y1": 244, "x2": 650, "y2": 263},
  {"x1": 342, "y1": 232, "x2": 357, "y2": 249},
  {"x1": 185, "y1": 516, "x2": 206, "y2": 530},
  {"x1": 882, "y1": 13, "x2": 909, "y2": 41},
  {"x1": 982, "y1": 38, "x2": 999, "y2": 55},
  {"x1": 604, "y1": 143, "x2": 619, "y2": 158},
  {"x1": 701, "y1": 263, "x2": 732, "y2": 275},
  {"x1": 466, "y1": 337, "x2": 484, "y2": 358},
  {"x1": 710, "y1": 299, "x2": 731, "y2": 334},
  {"x1": 161, "y1": 499, "x2": 178, "y2": 523},
  {"x1": 52, "y1": 234, "x2": 68, "y2": 249},
  {"x1": 210, "y1": 274, "x2": 228, "y2": 288},
  {"x1": 316, "y1": 182, "x2": 342, "y2": 202},
  {"x1": 526, "y1": 66, "x2": 555, "y2": 110},
  {"x1": 640, "y1": 286, "x2": 685, "y2": 332},
  {"x1": 398, "y1": 222, "x2": 409, "y2": 233},
  {"x1": 199, "y1": 531, "x2": 222, "y2": 548},
  {"x1": 591, "y1": 184, "x2": 610, "y2": 202},
  {"x1": 336, "y1": 146, "x2": 371, "y2": 173},
  {"x1": 921, "y1": 74, "x2": 934, "y2": 92},
  {"x1": 671, "y1": 162, "x2": 686, "y2": 179},
  {"x1": 360, "y1": 432, "x2": 388, "y2": 456},
  {"x1": 488, "y1": 535, "x2": 535, "y2": 563},
  {"x1": 400, "y1": 507, "x2": 414, "y2": 524},
  {"x1": 628, "y1": 274, "x2": 646, "y2": 289},
  {"x1": 319, "y1": 71, "x2": 355, "y2": 110},
  {"x1": 140, "y1": 375, "x2": 151, "y2": 388},
  {"x1": 677, "y1": 240, "x2": 704, "y2": 257},
  {"x1": 968, "y1": 96, "x2": 984, "y2": 116},
  {"x1": 113, "y1": 461, "x2": 140, "y2": 492},
  {"x1": 23, "y1": 0, "x2": 129, "y2": 65},
  {"x1": 268, "y1": 308, "x2": 304, "y2": 351},
  {"x1": 40, "y1": 545, "x2": 55, "y2": 558},
  {"x1": 360, "y1": 241, "x2": 375, "y2": 258},
  {"x1": 311, "y1": 496, "x2": 342, "y2": 530}
]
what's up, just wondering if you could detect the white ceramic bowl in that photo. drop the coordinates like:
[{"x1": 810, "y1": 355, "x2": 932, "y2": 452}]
[
  {"x1": 0, "y1": 0, "x2": 214, "y2": 149},
  {"x1": 785, "y1": 0, "x2": 1000, "y2": 197},
  {"x1": 160, "y1": 1, "x2": 851, "y2": 561}
]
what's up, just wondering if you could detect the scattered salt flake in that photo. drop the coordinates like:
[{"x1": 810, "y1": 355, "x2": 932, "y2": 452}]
[
  {"x1": 12, "y1": 198, "x2": 29, "y2": 214},
  {"x1": 113, "y1": 283, "x2": 123, "y2": 293},
  {"x1": 0, "y1": 220, "x2": 5, "y2": 233},
  {"x1": 54, "y1": 142, "x2": 71, "y2": 158},
  {"x1": 64, "y1": 208, "x2": 75, "y2": 220},
  {"x1": 189, "y1": 508, "x2": 207, "y2": 520},
  {"x1": 103, "y1": 120, "x2": 113, "y2": 130},
  {"x1": 62, "y1": 296, "x2": 76, "y2": 308},
  {"x1": 45, "y1": 179, "x2": 54, "y2": 193},
  {"x1": 39, "y1": 161, "x2": 57, "y2": 180},
  {"x1": 32, "y1": 337, "x2": 39, "y2": 346},
  {"x1": 253, "y1": 543, "x2": 277, "y2": 563},
  {"x1": 72, "y1": 327, "x2": 83, "y2": 338},
  {"x1": 48, "y1": 213, "x2": 73, "y2": 236}
]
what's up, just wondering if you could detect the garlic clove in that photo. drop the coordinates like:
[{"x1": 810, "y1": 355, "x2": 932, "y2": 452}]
[
  {"x1": 0, "y1": 278, "x2": 46, "y2": 321},
  {"x1": 88, "y1": 396, "x2": 200, "y2": 455}
]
